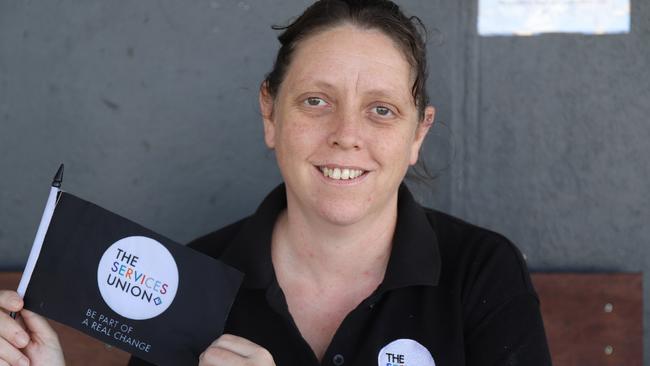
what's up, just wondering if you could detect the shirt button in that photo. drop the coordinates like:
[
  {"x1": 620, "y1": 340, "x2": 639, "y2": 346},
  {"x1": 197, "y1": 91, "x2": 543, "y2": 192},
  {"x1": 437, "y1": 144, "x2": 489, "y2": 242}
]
[{"x1": 333, "y1": 354, "x2": 345, "y2": 365}]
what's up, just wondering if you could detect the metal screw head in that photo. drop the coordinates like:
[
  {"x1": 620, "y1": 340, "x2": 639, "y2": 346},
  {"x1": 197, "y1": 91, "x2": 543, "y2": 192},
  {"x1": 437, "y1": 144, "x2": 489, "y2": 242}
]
[
  {"x1": 604, "y1": 345, "x2": 614, "y2": 355},
  {"x1": 604, "y1": 303, "x2": 614, "y2": 313}
]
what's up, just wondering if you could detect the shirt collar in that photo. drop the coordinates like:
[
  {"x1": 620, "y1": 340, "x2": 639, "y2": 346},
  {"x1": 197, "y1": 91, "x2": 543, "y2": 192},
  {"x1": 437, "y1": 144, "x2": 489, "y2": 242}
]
[
  {"x1": 220, "y1": 183, "x2": 441, "y2": 290},
  {"x1": 219, "y1": 184, "x2": 285, "y2": 289},
  {"x1": 378, "y1": 184, "x2": 441, "y2": 291}
]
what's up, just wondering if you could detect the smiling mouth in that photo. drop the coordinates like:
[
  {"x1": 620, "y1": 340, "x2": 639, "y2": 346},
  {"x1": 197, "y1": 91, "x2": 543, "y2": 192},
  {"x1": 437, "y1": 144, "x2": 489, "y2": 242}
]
[{"x1": 318, "y1": 166, "x2": 367, "y2": 180}]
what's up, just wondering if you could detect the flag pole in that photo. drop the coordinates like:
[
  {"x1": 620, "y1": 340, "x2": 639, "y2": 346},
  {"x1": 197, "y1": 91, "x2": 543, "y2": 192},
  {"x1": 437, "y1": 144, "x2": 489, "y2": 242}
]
[{"x1": 11, "y1": 164, "x2": 64, "y2": 318}]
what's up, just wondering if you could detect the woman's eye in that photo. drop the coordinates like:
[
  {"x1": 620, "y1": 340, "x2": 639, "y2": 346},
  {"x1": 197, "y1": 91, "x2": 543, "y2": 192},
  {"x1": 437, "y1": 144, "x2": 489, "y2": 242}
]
[
  {"x1": 373, "y1": 106, "x2": 393, "y2": 117},
  {"x1": 305, "y1": 97, "x2": 327, "y2": 107}
]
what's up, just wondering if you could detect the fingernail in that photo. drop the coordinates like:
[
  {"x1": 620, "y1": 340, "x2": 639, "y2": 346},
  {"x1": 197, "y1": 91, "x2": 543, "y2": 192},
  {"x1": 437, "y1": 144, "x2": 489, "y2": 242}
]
[
  {"x1": 16, "y1": 333, "x2": 30, "y2": 347},
  {"x1": 11, "y1": 297, "x2": 23, "y2": 309},
  {"x1": 19, "y1": 356, "x2": 30, "y2": 366}
]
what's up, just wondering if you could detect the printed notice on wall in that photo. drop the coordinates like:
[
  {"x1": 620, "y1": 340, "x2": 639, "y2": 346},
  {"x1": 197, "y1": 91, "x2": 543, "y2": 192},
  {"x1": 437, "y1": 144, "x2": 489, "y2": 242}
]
[{"x1": 478, "y1": 0, "x2": 630, "y2": 36}]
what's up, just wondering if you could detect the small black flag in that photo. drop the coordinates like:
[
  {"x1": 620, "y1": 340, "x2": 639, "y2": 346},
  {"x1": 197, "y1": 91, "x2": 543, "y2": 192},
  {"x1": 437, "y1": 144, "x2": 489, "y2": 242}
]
[{"x1": 21, "y1": 192, "x2": 243, "y2": 365}]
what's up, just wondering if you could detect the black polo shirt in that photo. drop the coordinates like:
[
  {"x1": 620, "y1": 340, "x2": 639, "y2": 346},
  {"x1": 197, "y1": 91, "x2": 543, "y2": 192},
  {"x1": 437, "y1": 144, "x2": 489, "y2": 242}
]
[{"x1": 129, "y1": 183, "x2": 551, "y2": 366}]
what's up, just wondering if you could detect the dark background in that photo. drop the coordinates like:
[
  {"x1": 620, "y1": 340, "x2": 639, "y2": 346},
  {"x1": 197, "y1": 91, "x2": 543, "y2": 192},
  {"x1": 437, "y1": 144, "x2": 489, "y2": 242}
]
[{"x1": 1, "y1": 0, "x2": 648, "y2": 362}]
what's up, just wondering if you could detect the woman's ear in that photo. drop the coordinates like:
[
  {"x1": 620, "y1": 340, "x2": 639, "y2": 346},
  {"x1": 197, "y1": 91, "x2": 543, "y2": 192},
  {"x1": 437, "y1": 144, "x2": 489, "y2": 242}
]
[
  {"x1": 409, "y1": 106, "x2": 436, "y2": 165},
  {"x1": 259, "y1": 81, "x2": 276, "y2": 149}
]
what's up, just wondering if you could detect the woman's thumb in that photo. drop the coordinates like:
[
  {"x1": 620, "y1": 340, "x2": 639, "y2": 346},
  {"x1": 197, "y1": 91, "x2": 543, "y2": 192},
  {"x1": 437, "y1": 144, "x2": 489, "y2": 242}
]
[{"x1": 20, "y1": 309, "x2": 59, "y2": 343}]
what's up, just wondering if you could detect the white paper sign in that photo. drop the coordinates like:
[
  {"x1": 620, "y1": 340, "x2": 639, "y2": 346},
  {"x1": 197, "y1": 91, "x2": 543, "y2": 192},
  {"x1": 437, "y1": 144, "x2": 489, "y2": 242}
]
[{"x1": 478, "y1": 0, "x2": 630, "y2": 36}]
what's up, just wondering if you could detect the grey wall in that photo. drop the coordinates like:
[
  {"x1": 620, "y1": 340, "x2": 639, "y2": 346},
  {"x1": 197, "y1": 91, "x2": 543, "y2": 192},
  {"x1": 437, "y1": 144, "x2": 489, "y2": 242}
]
[{"x1": 1, "y1": 0, "x2": 648, "y2": 362}]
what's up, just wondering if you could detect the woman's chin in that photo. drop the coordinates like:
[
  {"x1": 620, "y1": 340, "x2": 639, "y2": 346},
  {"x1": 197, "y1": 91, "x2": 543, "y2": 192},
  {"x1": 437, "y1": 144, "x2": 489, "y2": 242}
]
[{"x1": 313, "y1": 201, "x2": 370, "y2": 227}]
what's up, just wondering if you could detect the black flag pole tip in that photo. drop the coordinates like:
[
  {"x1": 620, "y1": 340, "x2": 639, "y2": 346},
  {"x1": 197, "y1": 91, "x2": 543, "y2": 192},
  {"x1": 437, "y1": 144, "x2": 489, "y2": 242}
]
[{"x1": 52, "y1": 164, "x2": 64, "y2": 188}]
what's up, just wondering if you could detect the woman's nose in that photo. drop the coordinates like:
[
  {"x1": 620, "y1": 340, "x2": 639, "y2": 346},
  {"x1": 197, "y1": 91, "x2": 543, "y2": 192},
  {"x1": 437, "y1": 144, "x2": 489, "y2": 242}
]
[{"x1": 327, "y1": 110, "x2": 362, "y2": 150}]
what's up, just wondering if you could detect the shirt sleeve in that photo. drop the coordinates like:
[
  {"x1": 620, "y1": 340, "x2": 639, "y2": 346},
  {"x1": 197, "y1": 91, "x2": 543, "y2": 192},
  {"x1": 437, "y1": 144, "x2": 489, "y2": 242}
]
[
  {"x1": 464, "y1": 292, "x2": 552, "y2": 365},
  {"x1": 461, "y1": 234, "x2": 553, "y2": 366}
]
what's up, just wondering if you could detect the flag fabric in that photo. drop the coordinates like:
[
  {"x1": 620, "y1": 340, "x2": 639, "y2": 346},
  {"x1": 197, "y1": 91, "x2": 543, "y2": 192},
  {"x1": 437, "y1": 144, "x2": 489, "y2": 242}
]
[{"x1": 21, "y1": 192, "x2": 243, "y2": 366}]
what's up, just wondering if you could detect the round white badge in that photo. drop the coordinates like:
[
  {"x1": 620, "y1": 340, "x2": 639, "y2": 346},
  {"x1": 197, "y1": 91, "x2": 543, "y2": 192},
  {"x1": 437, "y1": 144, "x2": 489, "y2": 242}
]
[
  {"x1": 97, "y1": 236, "x2": 179, "y2": 320},
  {"x1": 378, "y1": 339, "x2": 435, "y2": 366}
]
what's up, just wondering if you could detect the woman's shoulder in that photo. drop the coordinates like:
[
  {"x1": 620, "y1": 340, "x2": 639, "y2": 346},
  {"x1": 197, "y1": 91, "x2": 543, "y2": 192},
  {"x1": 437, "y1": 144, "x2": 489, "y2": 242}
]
[
  {"x1": 422, "y1": 207, "x2": 537, "y2": 297},
  {"x1": 423, "y1": 207, "x2": 524, "y2": 260},
  {"x1": 423, "y1": 207, "x2": 514, "y2": 248},
  {"x1": 421, "y1": 209, "x2": 550, "y2": 363},
  {"x1": 185, "y1": 216, "x2": 250, "y2": 259}
]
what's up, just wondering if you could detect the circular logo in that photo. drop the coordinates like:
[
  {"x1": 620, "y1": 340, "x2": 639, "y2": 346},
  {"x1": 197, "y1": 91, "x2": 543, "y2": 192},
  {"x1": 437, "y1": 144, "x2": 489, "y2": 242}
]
[
  {"x1": 378, "y1": 339, "x2": 435, "y2": 366},
  {"x1": 97, "y1": 236, "x2": 179, "y2": 320}
]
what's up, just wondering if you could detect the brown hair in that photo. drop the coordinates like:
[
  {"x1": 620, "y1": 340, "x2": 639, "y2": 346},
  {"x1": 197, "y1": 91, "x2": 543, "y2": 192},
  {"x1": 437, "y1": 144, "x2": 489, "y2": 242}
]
[{"x1": 264, "y1": 0, "x2": 429, "y2": 120}]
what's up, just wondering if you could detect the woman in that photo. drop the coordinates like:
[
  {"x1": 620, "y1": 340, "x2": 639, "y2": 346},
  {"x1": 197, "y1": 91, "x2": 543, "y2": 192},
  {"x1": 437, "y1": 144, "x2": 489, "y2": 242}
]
[{"x1": 0, "y1": 1, "x2": 552, "y2": 365}]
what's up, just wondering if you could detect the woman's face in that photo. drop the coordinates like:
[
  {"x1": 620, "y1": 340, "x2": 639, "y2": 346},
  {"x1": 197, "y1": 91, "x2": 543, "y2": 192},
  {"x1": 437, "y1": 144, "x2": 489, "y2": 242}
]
[{"x1": 260, "y1": 24, "x2": 434, "y2": 226}]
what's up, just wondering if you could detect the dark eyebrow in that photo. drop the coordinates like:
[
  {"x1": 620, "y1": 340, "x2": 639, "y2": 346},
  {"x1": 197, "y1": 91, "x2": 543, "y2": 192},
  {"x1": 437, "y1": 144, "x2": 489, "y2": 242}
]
[
  {"x1": 293, "y1": 79, "x2": 337, "y2": 91},
  {"x1": 365, "y1": 89, "x2": 397, "y2": 99},
  {"x1": 294, "y1": 78, "x2": 409, "y2": 105},
  {"x1": 364, "y1": 89, "x2": 409, "y2": 105}
]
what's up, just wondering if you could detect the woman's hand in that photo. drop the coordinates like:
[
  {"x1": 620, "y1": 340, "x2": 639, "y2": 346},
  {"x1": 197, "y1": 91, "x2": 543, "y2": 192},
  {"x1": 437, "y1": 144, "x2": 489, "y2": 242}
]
[
  {"x1": 199, "y1": 334, "x2": 275, "y2": 366},
  {"x1": 0, "y1": 290, "x2": 65, "y2": 366}
]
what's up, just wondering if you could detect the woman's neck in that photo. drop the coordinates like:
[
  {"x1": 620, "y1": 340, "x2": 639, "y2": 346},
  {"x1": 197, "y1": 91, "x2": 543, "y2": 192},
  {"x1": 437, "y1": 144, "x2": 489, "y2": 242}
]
[
  {"x1": 271, "y1": 194, "x2": 398, "y2": 288},
  {"x1": 270, "y1": 192, "x2": 399, "y2": 361}
]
